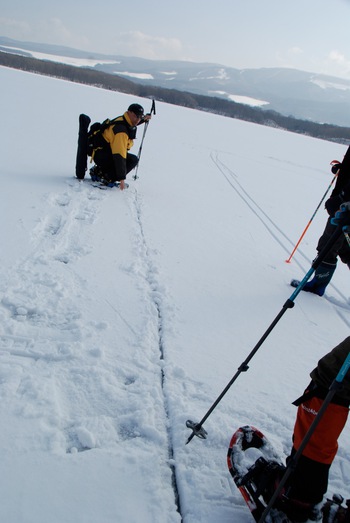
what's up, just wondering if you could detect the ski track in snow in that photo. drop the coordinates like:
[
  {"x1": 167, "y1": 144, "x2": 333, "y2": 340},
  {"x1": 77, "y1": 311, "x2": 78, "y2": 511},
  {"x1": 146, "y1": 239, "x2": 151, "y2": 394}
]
[{"x1": 211, "y1": 152, "x2": 350, "y2": 326}]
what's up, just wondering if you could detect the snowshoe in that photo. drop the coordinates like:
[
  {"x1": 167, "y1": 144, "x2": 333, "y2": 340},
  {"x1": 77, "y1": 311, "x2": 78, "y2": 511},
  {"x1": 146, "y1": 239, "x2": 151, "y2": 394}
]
[
  {"x1": 227, "y1": 426, "x2": 350, "y2": 523},
  {"x1": 227, "y1": 426, "x2": 326, "y2": 523},
  {"x1": 227, "y1": 426, "x2": 287, "y2": 521}
]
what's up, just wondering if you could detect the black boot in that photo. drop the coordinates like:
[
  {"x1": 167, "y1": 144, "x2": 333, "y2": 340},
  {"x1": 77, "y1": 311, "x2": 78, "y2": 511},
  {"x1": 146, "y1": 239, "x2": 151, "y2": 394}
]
[
  {"x1": 322, "y1": 495, "x2": 350, "y2": 523},
  {"x1": 303, "y1": 262, "x2": 336, "y2": 296},
  {"x1": 89, "y1": 165, "x2": 104, "y2": 182}
]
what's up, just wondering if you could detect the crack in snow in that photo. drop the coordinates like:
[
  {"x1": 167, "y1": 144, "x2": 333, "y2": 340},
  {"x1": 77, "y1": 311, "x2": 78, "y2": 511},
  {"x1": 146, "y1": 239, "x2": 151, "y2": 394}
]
[{"x1": 131, "y1": 187, "x2": 183, "y2": 521}]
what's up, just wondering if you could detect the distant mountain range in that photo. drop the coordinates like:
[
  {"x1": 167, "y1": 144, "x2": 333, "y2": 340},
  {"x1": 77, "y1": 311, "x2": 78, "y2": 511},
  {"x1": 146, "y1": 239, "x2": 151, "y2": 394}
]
[{"x1": 1, "y1": 36, "x2": 350, "y2": 128}]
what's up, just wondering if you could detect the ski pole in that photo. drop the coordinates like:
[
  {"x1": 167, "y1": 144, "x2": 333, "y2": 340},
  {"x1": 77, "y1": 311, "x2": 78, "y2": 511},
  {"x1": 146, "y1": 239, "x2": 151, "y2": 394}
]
[
  {"x1": 133, "y1": 99, "x2": 156, "y2": 180},
  {"x1": 186, "y1": 218, "x2": 348, "y2": 445},
  {"x1": 285, "y1": 168, "x2": 338, "y2": 263},
  {"x1": 258, "y1": 351, "x2": 350, "y2": 523}
]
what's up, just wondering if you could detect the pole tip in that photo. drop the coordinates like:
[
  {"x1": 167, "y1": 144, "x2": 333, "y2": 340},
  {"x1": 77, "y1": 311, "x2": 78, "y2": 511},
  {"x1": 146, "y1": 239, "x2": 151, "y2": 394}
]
[{"x1": 185, "y1": 420, "x2": 208, "y2": 441}]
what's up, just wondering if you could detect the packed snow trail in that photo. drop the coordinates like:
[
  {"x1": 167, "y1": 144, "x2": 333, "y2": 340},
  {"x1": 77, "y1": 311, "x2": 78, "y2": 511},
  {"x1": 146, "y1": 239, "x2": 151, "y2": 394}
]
[{"x1": 0, "y1": 177, "x2": 181, "y2": 523}]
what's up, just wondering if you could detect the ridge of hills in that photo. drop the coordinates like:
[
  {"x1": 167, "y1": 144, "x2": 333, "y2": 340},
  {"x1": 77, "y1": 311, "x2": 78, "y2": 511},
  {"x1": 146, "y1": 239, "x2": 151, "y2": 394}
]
[{"x1": 1, "y1": 36, "x2": 350, "y2": 144}]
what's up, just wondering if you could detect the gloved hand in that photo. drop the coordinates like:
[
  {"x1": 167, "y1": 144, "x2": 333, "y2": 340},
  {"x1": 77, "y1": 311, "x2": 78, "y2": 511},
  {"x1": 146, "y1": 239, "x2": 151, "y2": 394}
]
[
  {"x1": 331, "y1": 161, "x2": 341, "y2": 175},
  {"x1": 325, "y1": 195, "x2": 343, "y2": 216},
  {"x1": 331, "y1": 202, "x2": 350, "y2": 226}
]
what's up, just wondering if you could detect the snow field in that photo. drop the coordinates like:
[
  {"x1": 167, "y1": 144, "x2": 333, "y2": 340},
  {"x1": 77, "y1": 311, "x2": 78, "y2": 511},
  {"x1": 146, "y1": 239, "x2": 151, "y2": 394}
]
[{"x1": 1, "y1": 65, "x2": 350, "y2": 522}]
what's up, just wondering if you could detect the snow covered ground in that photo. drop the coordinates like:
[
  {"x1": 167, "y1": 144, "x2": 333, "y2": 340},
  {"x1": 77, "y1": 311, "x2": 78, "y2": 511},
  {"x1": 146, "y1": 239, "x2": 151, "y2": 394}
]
[{"x1": 1, "y1": 65, "x2": 350, "y2": 523}]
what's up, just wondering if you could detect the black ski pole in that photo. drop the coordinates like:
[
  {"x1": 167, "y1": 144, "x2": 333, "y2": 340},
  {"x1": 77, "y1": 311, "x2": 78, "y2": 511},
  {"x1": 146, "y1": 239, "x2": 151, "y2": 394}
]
[
  {"x1": 258, "y1": 351, "x2": 350, "y2": 523},
  {"x1": 133, "y1": 99, "x2": 156, "y2": 180},
  {"x1": 186, "y1": 218, "x2": 348, "y2": 445}
]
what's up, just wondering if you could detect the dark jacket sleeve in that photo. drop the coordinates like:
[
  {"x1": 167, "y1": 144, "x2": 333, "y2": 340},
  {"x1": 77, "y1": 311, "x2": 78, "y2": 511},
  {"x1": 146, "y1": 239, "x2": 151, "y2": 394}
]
[
  {"x1": 324, "y1": 146, "x2": 350, "y2": 215},
  {"x1": 328, "y1": 146, "x2": 350, "y2": 201},
  {"x1": 310, "y1": 336, "x2": 350, "y2": 401},
  {"x1": 112, "y1": 154, "x2": 127, "y2": 181}
]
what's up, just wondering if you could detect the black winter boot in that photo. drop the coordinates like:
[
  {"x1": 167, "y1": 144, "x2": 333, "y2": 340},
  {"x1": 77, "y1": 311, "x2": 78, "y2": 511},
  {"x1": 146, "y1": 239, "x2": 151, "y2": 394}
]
[
  {"x1": 302, "y1": 262, "x2": 336, "y2": 296},
  {"x1": 89, "y1": 165, "x2": 104, "y2": 182}
]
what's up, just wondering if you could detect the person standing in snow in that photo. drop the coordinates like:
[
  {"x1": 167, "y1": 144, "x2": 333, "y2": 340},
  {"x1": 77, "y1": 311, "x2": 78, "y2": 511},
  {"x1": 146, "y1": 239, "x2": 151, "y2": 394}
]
[
  {"x1": 90, "y1": 103, "x2": 152, "y2": 190},
  {"x1": 280, "y1": 337, "x2": 350, "y2": 522},
  {"x1": 298, "y1": 145, "x2": 350, "y2": 296}
]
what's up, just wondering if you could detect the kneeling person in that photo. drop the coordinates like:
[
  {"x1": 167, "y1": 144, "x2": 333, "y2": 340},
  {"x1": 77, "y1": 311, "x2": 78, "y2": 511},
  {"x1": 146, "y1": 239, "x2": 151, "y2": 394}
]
[{"x1": 92, "y1": 103, "x2": 151, "y2": 190}]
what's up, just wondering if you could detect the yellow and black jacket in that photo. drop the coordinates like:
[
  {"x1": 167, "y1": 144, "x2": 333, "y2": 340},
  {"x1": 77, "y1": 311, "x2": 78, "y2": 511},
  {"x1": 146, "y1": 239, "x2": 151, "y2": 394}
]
[{"x1": 102, "y1": 112, "x2": 137, "y2": 180}]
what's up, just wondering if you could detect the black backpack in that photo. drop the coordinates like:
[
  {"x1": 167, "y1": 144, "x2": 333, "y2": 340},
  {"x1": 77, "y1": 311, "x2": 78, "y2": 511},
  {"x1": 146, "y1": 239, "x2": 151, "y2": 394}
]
[
  {"x1": 87, "y1": 115, "x2": 138, "y2": 157},
  {"x1": 87, "y1": 118, "x2": 118, "y2": 157}
]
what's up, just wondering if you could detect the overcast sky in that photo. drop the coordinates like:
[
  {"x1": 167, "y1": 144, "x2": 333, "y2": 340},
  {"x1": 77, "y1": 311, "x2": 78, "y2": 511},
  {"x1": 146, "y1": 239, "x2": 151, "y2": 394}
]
[{"x1": 1, "y1": 0, "x2": 350, "y2": 79}]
